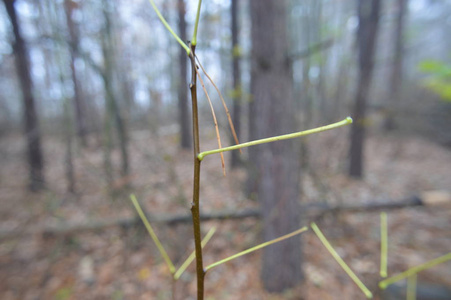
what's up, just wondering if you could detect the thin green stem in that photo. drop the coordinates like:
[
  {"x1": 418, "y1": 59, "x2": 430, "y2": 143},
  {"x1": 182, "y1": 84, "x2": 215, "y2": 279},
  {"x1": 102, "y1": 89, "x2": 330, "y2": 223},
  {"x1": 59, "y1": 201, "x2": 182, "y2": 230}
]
[
  {"x1": 130, "y1": 194, "x2": 176, "y2": 274},
  {"x1": 380, "y1": 212, "x2": 388, "y2": 278},
  {"x1": 406, "y1": 274, "x2": 417, "y2": 300},
  {"x1": 311, "y1": 222, "x2": 373, "y2": 299},
  {"x1": 205, "y1": 226, "x2": 308, "y2": 272},
  {"x1": 198, "y1": 117, "x2": 353, "y2": 161},
  {"x1": 379, "y1": 252, "x2": 451, "y2": 290},
  {"x1": 174, "y1": 227, "x2": 216, "y2": 280},
  {"x1": 147, "y1": 0, "x2": 190, "y2": 54},
  {"x1": 191, "y1": 0, "x2": 202, "y2": 46}
]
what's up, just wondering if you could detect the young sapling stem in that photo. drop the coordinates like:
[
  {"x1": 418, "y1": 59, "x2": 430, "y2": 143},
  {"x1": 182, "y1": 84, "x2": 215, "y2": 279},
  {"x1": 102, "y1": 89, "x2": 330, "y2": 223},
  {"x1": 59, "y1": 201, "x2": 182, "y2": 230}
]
[
  {"x1": 188, "y1": 45, "x2": 206, "y2": 300},
  {"x1": 146, "y1": 0, "x2": 190, "y2": 54},
  {"x1": 198, "y1": 117, "x2": 353, "y2": 161},
  {"x1": 191, "y1": 0, "x2": 202, "y2": 46},
  {"x1": 379, "y1": 252, "x2": 451, "y2": 290},
  {"x1": 311, "y1": 222, "x2": 373, "y2": 299},
  {"x1": 130, "y1": 194, "x2": 176, "y2": 274},
  {"x1": 406, "y1": 274, "x2": 417, "y2": 300},
  {"x1": 205, "y1": 226, "x2": 308, "y2": 272},
  {"x1": 174, "y1": 227, "x2": 216, "y2": 280}
]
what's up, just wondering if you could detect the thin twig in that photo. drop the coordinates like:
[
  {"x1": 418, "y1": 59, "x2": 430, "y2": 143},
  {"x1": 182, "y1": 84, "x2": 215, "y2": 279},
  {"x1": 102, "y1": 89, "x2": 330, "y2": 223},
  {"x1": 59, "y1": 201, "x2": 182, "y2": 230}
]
[
  {"x1": 195, "y1": 67, "x2": 226, "y2": 175},
  {"x1": 195, "y1": 56, "x2": 241, "y2": 153}
]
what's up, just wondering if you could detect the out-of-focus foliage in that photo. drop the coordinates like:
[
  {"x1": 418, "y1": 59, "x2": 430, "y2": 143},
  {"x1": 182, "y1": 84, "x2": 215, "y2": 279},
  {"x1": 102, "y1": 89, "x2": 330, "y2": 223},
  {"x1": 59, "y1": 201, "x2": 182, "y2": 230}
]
[{"x1": 418, "y1": 59, "x2": 451, "y2": 101}]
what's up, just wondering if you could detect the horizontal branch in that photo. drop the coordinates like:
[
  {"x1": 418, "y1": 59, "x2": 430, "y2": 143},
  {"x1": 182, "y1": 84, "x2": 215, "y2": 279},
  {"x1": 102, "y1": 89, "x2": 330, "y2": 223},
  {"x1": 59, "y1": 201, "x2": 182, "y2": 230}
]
[{"x1": 198, "y1": 117, "x2": 353, "y2": 161}]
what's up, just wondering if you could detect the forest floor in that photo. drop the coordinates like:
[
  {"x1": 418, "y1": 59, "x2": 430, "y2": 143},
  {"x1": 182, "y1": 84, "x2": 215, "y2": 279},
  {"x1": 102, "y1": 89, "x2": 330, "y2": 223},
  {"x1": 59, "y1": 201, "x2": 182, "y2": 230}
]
[{"x1": 0, "y1": 126, "x2": 450, "y2": 300}]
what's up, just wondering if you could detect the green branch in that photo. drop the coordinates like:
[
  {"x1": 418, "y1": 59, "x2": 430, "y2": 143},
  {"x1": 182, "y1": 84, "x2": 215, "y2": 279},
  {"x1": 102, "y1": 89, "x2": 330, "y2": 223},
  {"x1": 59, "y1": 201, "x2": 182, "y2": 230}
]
[
  {"x1": 130, "y1": 194, "x2": 176, "y2": 274},
  {"x1": 191, "y1": 0, "x2": 202, "y2": 46},
  {"x1": 379, "y1": 252, "x2": 451, "y2": 290},
  {"x1": 147, "y1": 0, "x2": 191, "y2": 54},
  {"x1": 198, "y1": 117, "x2": 353, "y2": 161},
  {"x1": 205, "y1": 226, "x2": 308, "y2": 272},
  {"x1": 174, "y1": 227, "x2": 216, "y2": 280},
  {"x1": 407, "y1": 274, "x2": 417, "y2": 300},
  {"x1": 311, "y1": 222, "x2": 373, "y2": 299}
]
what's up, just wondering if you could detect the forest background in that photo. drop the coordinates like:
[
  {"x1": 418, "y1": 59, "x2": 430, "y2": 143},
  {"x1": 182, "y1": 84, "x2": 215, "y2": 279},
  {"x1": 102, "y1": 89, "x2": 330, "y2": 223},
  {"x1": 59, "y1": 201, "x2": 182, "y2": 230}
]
[{"x1": 1, "y1": 0, "x2": 451, "y2": 299}]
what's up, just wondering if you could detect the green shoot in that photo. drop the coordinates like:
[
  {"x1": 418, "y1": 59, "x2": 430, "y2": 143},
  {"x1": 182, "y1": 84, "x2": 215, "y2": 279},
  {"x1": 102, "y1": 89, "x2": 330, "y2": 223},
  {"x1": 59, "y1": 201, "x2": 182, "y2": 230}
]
[
  {"x1": 205, "y1": 226, "x2": 308, "y2": 272},
  {"x1": 191, "y1": 0, "x2": 203, "y2": 46},
  {"x1": 380, "y1": 212, "x2": 388, "y2": 278},
  {"x1": 130, "y1": 194, "x2": 176, "y2": 274},
  {"x1": 311, "y1": 222, "x2": 373, "y2": 299},
  {"x1": 406, "y1": 274, "x2": 417, "y2": 300},
  {"x1": 198, "y1": 117, "x2": 353, "y2": 161},
  {"x1": 379, "y1": 252, "x2": 451, "y2": 290},
  {"x1": 174, "y1": 227, "x2": 216, "y2": 280},
  {"x1": 146, "y1": 0, "x2": 191, "y2": 54}
]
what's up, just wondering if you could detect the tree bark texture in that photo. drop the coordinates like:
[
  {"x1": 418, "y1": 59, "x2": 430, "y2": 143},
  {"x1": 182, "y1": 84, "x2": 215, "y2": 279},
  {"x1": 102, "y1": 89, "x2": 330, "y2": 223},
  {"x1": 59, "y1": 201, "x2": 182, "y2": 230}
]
[
  {"x1": 4, "y1": 0, "x2": 45, "y2": 191},
  {"x1": 178, "y1": 0, "x2": 191, "y2": 149},
  {"x1": 349, "y1": 0, "x2": 381, "y2": 178},
  {"x1": 64, "y1": 0, "x2": 88, "y2": 146},
  {"x1": 230, "y1": 0, "x2": 242, "y2": 168},
  {"x1": 249, "y1": 0, "x2": 302, "y2": 292}
]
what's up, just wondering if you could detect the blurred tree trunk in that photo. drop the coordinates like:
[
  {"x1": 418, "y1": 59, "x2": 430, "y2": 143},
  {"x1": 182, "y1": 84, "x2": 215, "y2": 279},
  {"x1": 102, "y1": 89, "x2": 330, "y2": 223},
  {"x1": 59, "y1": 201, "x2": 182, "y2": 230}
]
[
  {"x1": 249, "y1": 0, "x2": 302, "y2": 292},
  {"x1": 101, "y1": 0, "x2": 130, "y2": 189},
  {"x1": 63, "y1": 100, "x2": 75, "y2": 193},
  {"x1": 230, "y1": 0, "x2": 242, "y2": 168},
  {"x1": 384, "y1": 0, "x2": 407, "y2": 131},
  {"x1": 178, "y1": 0, "x2": 191, "y2": 149},
  {"x1": 64, "y1": 0, "x2": 88, "y2": 147},
  {"x1": 4, "y1": 0, "x2": 45, "y2": 191},
  {"x1": 349, "y1": 0, "x2": 381, "y2": 178}
]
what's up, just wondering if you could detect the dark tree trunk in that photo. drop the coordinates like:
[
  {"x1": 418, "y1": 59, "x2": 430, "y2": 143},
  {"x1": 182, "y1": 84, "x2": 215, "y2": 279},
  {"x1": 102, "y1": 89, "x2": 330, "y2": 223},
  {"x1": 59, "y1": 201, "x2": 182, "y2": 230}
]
[
  {"x1": 63, "y1": 100, "x2": 75, "y2": 194},
  {"x1": 64, "y1": 0, "x2": 87, "y2": 147},
  {"x1": 349, "y1": 0, "x2": 381, "y2": 178},
  {"x1": 230, "y1": 0, "x2": 242, "y2": 168},
  {"x1": 4, "y1": 0, "x2": 45, "y2": 191},
  {"x1": 249, "y1": 0, "x2": 302, "y2": 292},
  {"x1": 101, "y1": 0, "x2": 130, "y2": 189},
  {"x1": 178, "y1": 0, "x2": 191, "y2": 149},
  {"x1": 384, "y1": 0, "x2": 407, "y2": 131}
]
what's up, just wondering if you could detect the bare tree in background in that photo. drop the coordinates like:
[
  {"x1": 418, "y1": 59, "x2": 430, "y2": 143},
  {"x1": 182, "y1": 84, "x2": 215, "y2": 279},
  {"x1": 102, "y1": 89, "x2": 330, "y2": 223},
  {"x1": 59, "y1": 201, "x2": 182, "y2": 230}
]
[
  {"x1": 4, "y1": 0, "x2": 45, "y2": 191},
  {"x1": 230, "y1": 0, "x2": 242, "y2": 168},
  {"x1": 349, "y1": 0, "x2": 381, "y2": 178},
  {"x1": 64, "y1": 0, "x2": 88, "y2": 147},
  {"x1": 101, "y1": 0, "x2": 130, "y2": 189},
  {"x1": 384, "y1": 0, "x2": 408, "y2": 131},
  {"x1": 178, "y1": 0, "x2": 191, "y2": 149},
  {"x1": 249, "y1": 0, "x2": 302, "y2": 292}
]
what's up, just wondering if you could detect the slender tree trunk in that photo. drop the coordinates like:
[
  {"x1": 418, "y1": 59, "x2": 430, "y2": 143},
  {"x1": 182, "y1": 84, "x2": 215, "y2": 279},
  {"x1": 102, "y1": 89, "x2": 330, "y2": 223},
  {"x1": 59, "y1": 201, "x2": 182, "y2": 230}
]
[
  {"x1": 4, "y1": 0, "x2": 45, "y2": 191},
  {"x1": 230, "y1": 0, "x2": 242, "y2": 168},
  {"x1": 384, "y1": 0, "x2": 407, "y2": 131},
  {"x1": 249, "y1": 0, "x2": 302, "y2": 292},
  {"x1": 102, "y1": 0, "x2": 129, "y2": 180},
  {"x1": 63, "y1": 100, "x2": 75, "y2": 193},
  {"x1": 178, "y1": 0, "x2": 191, "y2": 149},
  {"x1": 64, "y1": 0, "x2": 87, "y2": 147},
  {"x1": 349, "y1": 0, "x2": 381, "y2": 178}
]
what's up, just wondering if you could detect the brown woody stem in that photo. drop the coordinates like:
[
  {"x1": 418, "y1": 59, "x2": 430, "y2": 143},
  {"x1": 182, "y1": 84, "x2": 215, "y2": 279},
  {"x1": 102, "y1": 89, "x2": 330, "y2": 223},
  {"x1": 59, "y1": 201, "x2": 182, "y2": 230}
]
[{"x1": 189, "y1": 44, "x2": 205, "y2": 300}]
